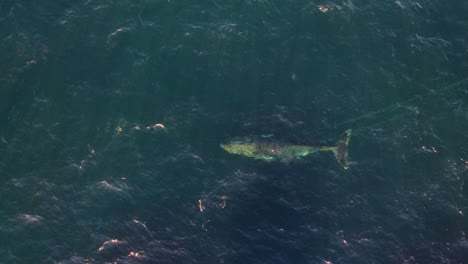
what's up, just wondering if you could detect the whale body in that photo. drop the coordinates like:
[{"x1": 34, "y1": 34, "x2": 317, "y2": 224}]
[{"x1": 221, "y1": 129, "x2": 352, "y2": 169}]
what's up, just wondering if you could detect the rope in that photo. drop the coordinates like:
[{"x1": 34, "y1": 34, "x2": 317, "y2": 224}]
[{"x1": 325, "y1": 77, "x2": 468, "y2": 133}]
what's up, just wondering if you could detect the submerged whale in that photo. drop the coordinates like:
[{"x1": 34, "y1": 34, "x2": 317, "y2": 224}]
[{"x1": 221, "y1": 129, "x2": 352, "y2": 169}]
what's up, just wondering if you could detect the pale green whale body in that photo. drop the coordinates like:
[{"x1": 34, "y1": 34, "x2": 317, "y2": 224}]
[{"x1": 221, "y1": 129, "x2": 352, "y2": 169}]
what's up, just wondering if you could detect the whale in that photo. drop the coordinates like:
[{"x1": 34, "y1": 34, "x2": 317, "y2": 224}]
[{"x1": 221, "y1": 129, "x2": 352, "y2": 169}]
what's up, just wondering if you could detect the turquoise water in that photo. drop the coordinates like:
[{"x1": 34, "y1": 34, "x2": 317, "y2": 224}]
[{"x1": 0, "y1": 1, "x2": 467, "y2": 263}]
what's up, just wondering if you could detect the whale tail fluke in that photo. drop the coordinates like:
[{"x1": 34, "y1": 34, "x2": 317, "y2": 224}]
[{"x1": 332, "y1": 129, "x2": 352, "y2": 169}]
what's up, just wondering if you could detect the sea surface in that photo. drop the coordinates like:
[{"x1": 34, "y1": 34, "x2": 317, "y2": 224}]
[{"x1": 0, "y1": 0, "x2": 467, "y2": 263}]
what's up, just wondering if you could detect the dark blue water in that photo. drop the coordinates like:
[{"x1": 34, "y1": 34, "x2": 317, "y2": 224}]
[{"x1": 1, "y1": 1, "x2": 467, "y2": 263}]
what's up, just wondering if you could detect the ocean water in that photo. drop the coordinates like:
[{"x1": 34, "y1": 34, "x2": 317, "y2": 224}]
[{"x1": 0, "y1": 0, "x2": 467, "y2": 263}]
